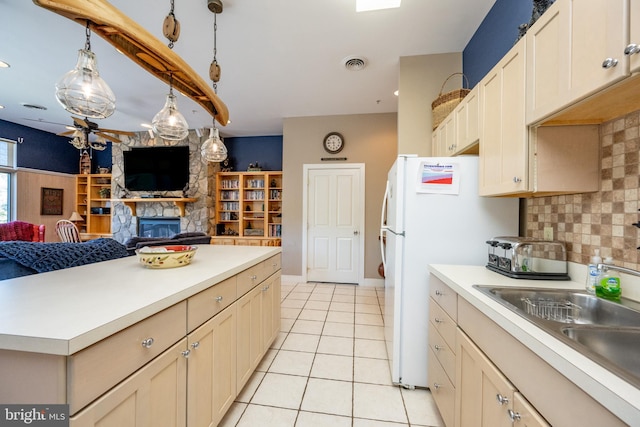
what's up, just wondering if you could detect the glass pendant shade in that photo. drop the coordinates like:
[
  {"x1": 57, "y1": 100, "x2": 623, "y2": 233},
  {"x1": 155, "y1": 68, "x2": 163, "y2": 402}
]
[
  {"x1": 55, "y1": 49, "x2": 116, "y2": 119},
  {"x1": 152, "y1": 93, "x2": 189, "y2": 141},
  {"x1": 201, "y1": 127, "x2": 227, "y2": 162}
]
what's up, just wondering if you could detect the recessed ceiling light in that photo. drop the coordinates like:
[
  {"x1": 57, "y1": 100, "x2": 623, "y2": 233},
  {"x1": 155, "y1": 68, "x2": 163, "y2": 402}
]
[
  {"x1": 0, "y1": 61, "x2": 10, "y2": 68},
  {"x1": 394, "y1": 90, "x2": 399, "y2": 96},
  {"x1": 0, "y1": 105, "x2": 5, "y2": 109},
  {"x1": 356, "y1": 0, "x2": 401, "y2": 12}
]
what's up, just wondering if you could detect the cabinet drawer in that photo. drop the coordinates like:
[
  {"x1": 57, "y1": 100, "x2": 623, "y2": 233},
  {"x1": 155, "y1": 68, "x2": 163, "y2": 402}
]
[
  {"x1": 237, "y1": 254, "x2": 282, "y2": 296},
  {"x1": 430, "y1": 275, "x2": 457, "y2": 320},
  {"x1": 428, "y1": 347, "x2": 455, "y2": 427},
  {"x1": 428, "y1": 321, "x2": 455, "y2": 384},
  {"x1": 68, "y1": 301, "x2": 187, "y2": 414},
  {"x1": 429, "y1": 297, "x2": 456, "y2": 350},
  {"x1": 187, "y1": 276, "x2": 237, "y2": 332}
]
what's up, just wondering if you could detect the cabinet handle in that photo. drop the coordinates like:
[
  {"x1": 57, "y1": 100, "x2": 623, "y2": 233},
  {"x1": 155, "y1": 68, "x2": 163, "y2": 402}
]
[
  {"x1": 181, "y1": 349, "x2": 191, "y2": 358},
  {"x1": 512, "y1": 176, "x2": 522, "y2": 183},
  {"x1": 434, "y1": 345, "x2": 444, "y2": 351},
  {"x1": 191, "y1": 341, "x2": 200, "y2": 350},
  {"x1": 602, "y1": 57, "x2": 619, "y2": 68},
  {"x1": 141, "y1": 338, "x2": 154, "y2": 349},
  {"x1": 215, "y1": 296, "x2": 223, "y2": 302},
  {"x1": 624, "y1": 44, "x2": 640, "y2": 56},
  {"x1": 496, "y1": 394, "x2": 510, "y2": 406},
  {"x1": 434, "y1": 317, "x2": 444, "y2": 324},
  {"x1": 433, "y1": 383, "x2": 441, "y2": 390},
  {"x1": 508, "y1": 409, "x2": 522, "y2": 422},
  {"x1": 251, "y1": 275, "x2": 258, "y2": 280},
  {"x1": 262, "y1": 285, "x2": 270, "y2": 291},
  {"x1": 435, "y1": 290, "x2": 445, "y2": 296}
]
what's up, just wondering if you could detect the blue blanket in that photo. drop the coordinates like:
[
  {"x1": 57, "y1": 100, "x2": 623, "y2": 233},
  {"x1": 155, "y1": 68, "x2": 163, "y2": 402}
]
[{"x1": 0, "y1": 238, "x2": 130, "y2": 274}]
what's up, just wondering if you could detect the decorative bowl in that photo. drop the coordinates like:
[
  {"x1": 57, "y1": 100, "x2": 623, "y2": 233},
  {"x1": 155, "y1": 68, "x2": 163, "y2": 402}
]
[{"x1": 136, "y1": 245, "x2": 198, "y2": 269}]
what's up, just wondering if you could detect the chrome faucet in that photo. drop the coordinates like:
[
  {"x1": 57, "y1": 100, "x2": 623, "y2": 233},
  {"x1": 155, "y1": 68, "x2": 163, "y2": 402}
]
[{"x1": 597, "y1": 263, "x2": 640, "y2": 278}]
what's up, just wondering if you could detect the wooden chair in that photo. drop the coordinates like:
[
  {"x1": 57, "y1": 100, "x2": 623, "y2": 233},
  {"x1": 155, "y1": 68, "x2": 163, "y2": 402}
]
[{"x1": 56, "y1": 220, "x2": 81, "y2": 243}]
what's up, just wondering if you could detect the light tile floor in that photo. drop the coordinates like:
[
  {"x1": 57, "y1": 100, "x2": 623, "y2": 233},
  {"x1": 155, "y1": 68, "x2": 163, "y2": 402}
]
[{"x1": 219, "y1": 281, "x2": 445, "y2": 427}]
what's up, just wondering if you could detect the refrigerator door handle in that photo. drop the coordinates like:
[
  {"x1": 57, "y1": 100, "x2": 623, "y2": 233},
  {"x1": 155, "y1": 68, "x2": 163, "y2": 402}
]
[{"x1": 380, "y1": 181, "x2": 390, "y2": 272}]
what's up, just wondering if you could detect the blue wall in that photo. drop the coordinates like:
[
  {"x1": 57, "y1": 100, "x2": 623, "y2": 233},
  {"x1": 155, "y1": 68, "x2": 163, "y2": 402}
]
[
  {"x1": 463, "y1": 0, "x2": 531, "y2": 88},
  {"x1": 0, "y1": 119, "x2": 81, "y2": 174},
  {"x1": 223, "y1": 135, "x2": 283, "y2": 172}
]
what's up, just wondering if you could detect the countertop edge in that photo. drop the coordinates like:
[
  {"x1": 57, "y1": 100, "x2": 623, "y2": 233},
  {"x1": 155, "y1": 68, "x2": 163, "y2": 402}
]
[
  {"x1": 0, "y1": 246, "x2": 281, "y2": 356},
  {"x1": 428, "y1": 264, "x2": 640, "y2": 425}
]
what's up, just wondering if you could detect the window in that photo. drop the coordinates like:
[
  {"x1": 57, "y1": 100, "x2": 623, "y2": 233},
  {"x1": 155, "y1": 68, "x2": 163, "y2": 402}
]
[{"x1": 0, "y1": 138, "x2": 17, "y2": 223}]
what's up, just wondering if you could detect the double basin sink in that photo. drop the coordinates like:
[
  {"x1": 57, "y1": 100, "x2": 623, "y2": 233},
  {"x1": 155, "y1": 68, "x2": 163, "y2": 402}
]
[{"x1": 474, "y1": 286, "x2": 640, "y2": 389}]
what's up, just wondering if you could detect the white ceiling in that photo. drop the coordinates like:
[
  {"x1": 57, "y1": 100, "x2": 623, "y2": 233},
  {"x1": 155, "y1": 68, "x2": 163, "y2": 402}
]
[{"x1": 1, "y1": 0, "x2": 496, "y2": 139}]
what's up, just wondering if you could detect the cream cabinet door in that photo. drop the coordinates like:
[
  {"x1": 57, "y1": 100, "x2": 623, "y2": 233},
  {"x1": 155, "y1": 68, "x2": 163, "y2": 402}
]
[
  {"x1": 479, "y1": 39, "x2": 527, "y2": 196},
  {"x1": 432, "y1": 125, "x2": 446, "y2": 157},
  {"x1": 454, "y1": 86, "x2": 480, "y2": 154},
  {"x1": 630, "y1": 0, "x2": 640, "y2": 73},
  {"x1": 71, "y1": 339, "x2": 188, "y2": 427},
  {"x1": 510, "y1": 392, "x2": 551, "y2": 427},
  {"x1": 564, "y1": 0, "x2": 628, "y2": 101},
  {"x1": 186, "y1": 304, "x2": 237, "y2": 427},
  {"x1": 443, "y1": 113, "x2": 457, "y2": 156},
  {"x1": 456, "y1": 329, "x2": 515, "y2": 427},
  {"x1": 236, "y1": 284, "x2": 264, "y2": 391},
  {"x1": 527, "y1": 0, "x2": 628, "y2": 124},
  {"x1": 261, "y1": 272, "x2": 281, "y2": 350}
]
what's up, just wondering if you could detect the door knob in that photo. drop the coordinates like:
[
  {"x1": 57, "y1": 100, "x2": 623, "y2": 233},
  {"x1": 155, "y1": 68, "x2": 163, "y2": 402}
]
[{"x1": 353, "y1": 230, "x2": 359, "y2": 235}]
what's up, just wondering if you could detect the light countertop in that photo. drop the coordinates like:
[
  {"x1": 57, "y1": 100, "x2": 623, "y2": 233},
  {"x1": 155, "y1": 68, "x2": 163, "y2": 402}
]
[
  {"x1": 429, "y1": 264, "x2": 640, "y2": 426},
  {"x1": 0, "y1": 245, "x2": 281, "y2": 356}
]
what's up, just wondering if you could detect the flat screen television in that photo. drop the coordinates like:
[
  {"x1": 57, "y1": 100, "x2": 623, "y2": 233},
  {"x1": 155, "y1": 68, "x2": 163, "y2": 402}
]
[{"x1": 123, "y1": 146, "x2": 190, "y2": 192}]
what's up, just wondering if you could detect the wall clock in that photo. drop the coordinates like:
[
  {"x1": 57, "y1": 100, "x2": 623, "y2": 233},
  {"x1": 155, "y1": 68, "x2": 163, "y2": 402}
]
[{"x1": 323, "y1": 132, "x2": 344, "y2": 154}]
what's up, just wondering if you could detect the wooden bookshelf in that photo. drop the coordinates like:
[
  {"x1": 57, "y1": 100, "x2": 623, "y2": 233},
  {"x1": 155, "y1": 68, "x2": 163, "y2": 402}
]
[{"x1": 214, "y1": 171, "x2": 282, "y2": 245}]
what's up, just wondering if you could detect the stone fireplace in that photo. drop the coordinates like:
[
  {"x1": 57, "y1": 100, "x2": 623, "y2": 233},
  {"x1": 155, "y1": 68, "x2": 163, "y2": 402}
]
[{"x1": 109, "y1": 131, "x2": 219, "y2": 244}]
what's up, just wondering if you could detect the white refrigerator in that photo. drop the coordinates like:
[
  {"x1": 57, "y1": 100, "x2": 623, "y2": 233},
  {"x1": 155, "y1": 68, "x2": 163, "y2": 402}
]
[{"x1": 379, "y1": 155, "x2": 519, "y2": 388}]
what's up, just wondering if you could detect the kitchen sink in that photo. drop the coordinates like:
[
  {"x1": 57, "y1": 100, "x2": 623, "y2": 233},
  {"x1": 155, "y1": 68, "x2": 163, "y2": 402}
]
[
  {"x1": 473, "y1": 285, "x2": 640, "y2": 388},
  {"x1": 561, "y1": 326, "x2": 640, "y2": 380},
  {"x1": 476, "y1": 287, "x2": 640, "y2": 326}
]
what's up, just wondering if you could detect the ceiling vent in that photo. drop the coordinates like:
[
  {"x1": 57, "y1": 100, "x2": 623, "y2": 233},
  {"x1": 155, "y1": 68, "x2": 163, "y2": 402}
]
[
  {"x1": 342, "y1": 56, "x2": 367, "y2": 71},
  {"x1": 21, "y1": 103, "x2": 47, "y2": 111}
]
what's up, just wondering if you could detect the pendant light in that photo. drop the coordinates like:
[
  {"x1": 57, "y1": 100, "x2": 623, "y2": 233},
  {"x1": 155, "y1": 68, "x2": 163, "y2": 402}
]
[
  {"x1": 201, "y1": 2, "x2": 228, "y2": 162},
  {"x1": 151, "y1": 73, "x2": 189, "y2": 141},
  {"x1": 151, "y1": 0, "x2": 189, "y2": 141},
  {"x1": 201, "y1": 127, "x2": 227, "y2": 162},
  {"x1": 55, "y1": 21, "x2": 116, "y2": 119}
]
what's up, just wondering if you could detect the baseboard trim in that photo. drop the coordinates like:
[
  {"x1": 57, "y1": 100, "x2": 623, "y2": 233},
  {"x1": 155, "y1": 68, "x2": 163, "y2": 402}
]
[{"x1": 281, "y1": 274, "x2": 384, "y2": 288}]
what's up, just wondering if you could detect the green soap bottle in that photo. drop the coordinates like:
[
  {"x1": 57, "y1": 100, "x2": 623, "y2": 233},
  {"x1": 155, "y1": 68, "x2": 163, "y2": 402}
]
[{"x1": 596, "y1": 257, "x2": 621, "y2": 301}]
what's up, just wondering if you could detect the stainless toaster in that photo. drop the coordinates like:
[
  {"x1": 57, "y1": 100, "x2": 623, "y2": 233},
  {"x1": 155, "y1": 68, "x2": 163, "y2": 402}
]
[{"x1": 486, "y1": 236, "x2": 569, "y2": 280}]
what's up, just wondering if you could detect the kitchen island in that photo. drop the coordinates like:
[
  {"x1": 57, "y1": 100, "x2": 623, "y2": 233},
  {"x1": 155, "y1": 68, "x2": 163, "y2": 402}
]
[
  {"x1": 429, "y1": 264, "x2": 640, "y2": 426},
  {"x1": 0, "y1": 245, "x2": 282, "y2": 426}
]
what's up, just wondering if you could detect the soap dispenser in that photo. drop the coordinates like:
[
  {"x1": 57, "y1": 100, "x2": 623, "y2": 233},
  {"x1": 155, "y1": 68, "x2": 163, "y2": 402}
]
[
  {"x1": 596, "y1": 257, "x2": 621, "y2": 301},
  {"x1": 585, "y1": 249, "x2": 602, "y2": 294}
]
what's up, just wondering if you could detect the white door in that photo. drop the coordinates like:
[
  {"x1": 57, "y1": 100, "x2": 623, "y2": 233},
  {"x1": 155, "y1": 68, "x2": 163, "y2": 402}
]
[{"x1": 304, "y1": 165, "x2": 364, "y2": 284}]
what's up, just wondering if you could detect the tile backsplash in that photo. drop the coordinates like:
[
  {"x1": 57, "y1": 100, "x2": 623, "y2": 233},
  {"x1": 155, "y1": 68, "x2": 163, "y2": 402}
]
[{"x1": 526, "y1": 109, "x2": 640, "y2": 269}]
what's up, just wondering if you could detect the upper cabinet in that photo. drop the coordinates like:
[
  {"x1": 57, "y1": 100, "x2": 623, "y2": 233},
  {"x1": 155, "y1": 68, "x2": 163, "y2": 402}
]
[
  {"x1": 528, "y1": 0, "x2": 640, "y2": 125},
  {"x1": 454, "y1": 86, "x2": 480, "y2": 155},
  {"x1": 479, "y1": 40, "x2": 528, "y2": 196},
  {"x1": 431, "y1": 86, "x2": 480, "y2": 157}
]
